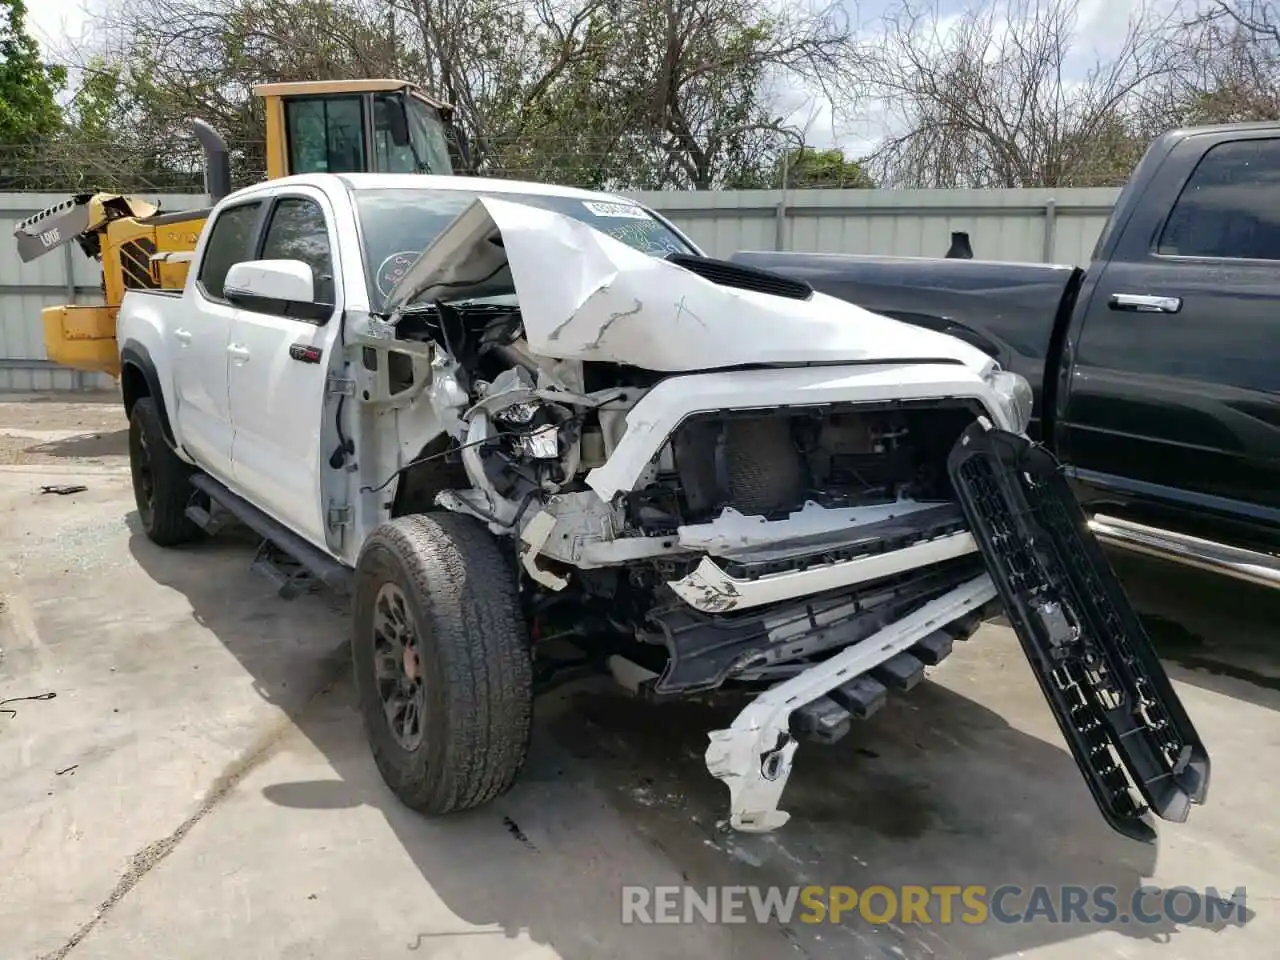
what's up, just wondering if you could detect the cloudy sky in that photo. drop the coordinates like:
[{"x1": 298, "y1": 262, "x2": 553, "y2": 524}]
[
  {"x1": 26, "y1": 0, "x2": 1161, "y2": 156},
  {"x1": 28, "y1": 0, "x2": 97, "y2": 57},
  {"x1": 772, "y1": 0, "x2": 1170, "y2": 154}
]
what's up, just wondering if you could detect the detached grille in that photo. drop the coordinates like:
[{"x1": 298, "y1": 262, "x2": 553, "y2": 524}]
[{"x1": 947, "y1": 423, "x2": 1210, "y2": 840}]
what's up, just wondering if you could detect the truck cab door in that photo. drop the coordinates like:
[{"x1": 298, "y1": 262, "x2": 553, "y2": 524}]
[
  {"x1": 1061, "y1": 133, "x2": 1280, "y2": 552},
  {"x1": 225, "y1": 190, "x2": 343, "y2": 551},
  {"x1": 177, "y1": 199, "x2": 266, "y2": 482}
]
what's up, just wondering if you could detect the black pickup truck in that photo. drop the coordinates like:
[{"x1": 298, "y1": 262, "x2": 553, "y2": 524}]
[{"x1": 737, "y1": 121, "x2": 1280, "y2": 594}]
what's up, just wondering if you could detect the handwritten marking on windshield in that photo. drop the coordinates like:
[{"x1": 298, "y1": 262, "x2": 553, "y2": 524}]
[{"x1": 605, "y1": 221, "x2": 680, "y2": 253}]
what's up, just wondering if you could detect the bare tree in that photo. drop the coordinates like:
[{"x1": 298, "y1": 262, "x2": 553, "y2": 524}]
[
  {"x1": 1168, "y1": 0, "x2": 1280, "y2": 124},
  {"x1": 391, "y1": 0, "x2": 862, "y2": 188},
  {"x1": 858, "y1": 0, "x2": 1182, "y2": 188}
]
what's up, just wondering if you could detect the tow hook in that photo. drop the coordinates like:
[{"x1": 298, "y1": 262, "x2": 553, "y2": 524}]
[{"x1": 761, "y1": 741, "x2": 790, "y2": 781}]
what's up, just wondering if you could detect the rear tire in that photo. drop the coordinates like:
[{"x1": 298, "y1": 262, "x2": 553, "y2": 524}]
[
  {"x1": 128, "y1": 396, "x2": 202, "y2": 547},
  {"x1": 352, "y1": 512, "x2": 534, "y2": 815}
]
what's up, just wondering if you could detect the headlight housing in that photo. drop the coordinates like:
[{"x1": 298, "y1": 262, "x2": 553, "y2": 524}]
[{"x1": 985, "y1": 369, "x2": 1034, "y2": 434}]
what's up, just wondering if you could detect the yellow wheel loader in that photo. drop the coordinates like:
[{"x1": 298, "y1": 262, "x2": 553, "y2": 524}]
[{"x1": 12, "y1": 79, "x2": 465, "y2": 377}]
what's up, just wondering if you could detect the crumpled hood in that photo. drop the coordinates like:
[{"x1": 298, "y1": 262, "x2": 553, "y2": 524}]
[{"x1": 384, "y1": 196, "x2": 996, "y2": 374}]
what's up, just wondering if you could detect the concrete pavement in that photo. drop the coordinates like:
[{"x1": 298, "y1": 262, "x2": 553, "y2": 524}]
[{"x1": 1, "y1": 395, "x2": 1277, "y2": 959}]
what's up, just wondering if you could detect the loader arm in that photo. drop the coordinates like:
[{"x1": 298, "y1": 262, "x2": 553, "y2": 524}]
[
  {"x1": 13, "y1": 191, "x2": 208, "y2": 378},
  {"x1": 13, "y1": 193, "x2": 159, "y2": 264}
]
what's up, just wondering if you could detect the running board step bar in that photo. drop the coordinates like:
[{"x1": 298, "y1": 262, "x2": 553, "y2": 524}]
[
  {"x1": 189, "y1": 474, "x2": 352, "y2": 596},
  {"x1": 185, "y1": 495, "x2": 231, "y2": 536},
  {"x1": 250, "y1": 540, "x2": 319, "y2": 600},
  {"x1": 947, "y1": 423, "x2": 1210, "y2": 844},
  {"x1": 1088, "y1": 513, "x2": 1280, "y2": 591}
]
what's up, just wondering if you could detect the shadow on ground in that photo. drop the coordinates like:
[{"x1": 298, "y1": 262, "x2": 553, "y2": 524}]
[
  {"x1": 1108, "y1": 550, "x2": 1280, "y2": 711},
  {"x1": 126, "y1": 523, "x2": 1260, "y2": 959},
  {"x1": 23, "y1": 429, "x2": 129, "y2": 459}
]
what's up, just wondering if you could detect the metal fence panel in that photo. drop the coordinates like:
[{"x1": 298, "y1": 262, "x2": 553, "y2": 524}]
[
  {"x1": 628, "y1": 186, "x2": 1121, "y2": 264},
  {"x1": 0, "y1": 187, "x2": 1121, "y2": 391}
]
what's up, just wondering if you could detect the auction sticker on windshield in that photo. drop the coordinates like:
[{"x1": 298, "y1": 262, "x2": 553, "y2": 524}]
[
  {"x1": 582, "y1": 200, "x2": 651, "y2": 220},
  {"x1": 377, "y1": 250, "x2": 420, "y2": 298}
]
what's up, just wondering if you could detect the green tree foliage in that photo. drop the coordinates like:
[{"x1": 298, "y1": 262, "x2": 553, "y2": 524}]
[
  {"x1": 0, "y1": 0, "x2": 66, "y2": 186},
  {"x1": 0, "y1": 0, "x2": 64, "y2": 143},
  {"x1": 780, "y1": 147, "x2": 875, "y2": 188}
]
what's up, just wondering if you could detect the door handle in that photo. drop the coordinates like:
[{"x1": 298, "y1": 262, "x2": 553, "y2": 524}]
[
  {"x1": 1108, "y1": 293, "x2": 1182, "y2": 313},
  {"x1": 174, "y1": 328, "x2": 192, "y2": 344},
  {"x1": 227, "y1": 344, "x2": 251, "y2": 361}
]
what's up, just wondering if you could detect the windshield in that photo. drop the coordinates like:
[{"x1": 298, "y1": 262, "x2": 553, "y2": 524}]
[
  {"x1": 354, "y1": 188, "x2": 695, "y2": 310},
  {"x1": 372, "y1": 94, "x2": 453, "y2": 176}
]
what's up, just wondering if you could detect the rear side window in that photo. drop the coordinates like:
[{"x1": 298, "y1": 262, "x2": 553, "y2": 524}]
[
  {"x1": 1157, "y1": 138, "x2": 1280, "y2": 260},
  {"x1": 197, "y1": 202, "x2": 262, "y2": 300},
  {"x1": 260, "y1": 197, "x2": 336, "y2": 305}
]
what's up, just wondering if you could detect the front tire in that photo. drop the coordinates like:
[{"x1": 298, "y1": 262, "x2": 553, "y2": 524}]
[
  {"x1": 128, "y1": 396, "x2": 202, "y2": 547},
  {"x1": 352, "y1": 513, "x2": 534, "y2": 815}
]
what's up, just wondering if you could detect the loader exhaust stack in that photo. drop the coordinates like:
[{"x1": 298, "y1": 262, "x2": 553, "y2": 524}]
[{"x1": 191, "y1": 119, "x2": 232, "y2": 203}]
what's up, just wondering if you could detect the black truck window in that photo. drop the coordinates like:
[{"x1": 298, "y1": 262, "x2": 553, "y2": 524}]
[
  {"x1": 197, "y1": 201, "x2": 263, "y2": 300},
  {"x1": 260, "y1": 197, "x2": 335, "y2": 305},
  {"x1": 1157, "y1": 138, "x2": 1280, "y2": 260}
]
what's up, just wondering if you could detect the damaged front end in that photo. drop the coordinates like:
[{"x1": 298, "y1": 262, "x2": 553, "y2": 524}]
[
  {"x1": 346, "y1": 191, "x2": 1208, "y2": 840},
  {"x1": 703, "y1": 419, "x2": 1211, "y2": 836}
]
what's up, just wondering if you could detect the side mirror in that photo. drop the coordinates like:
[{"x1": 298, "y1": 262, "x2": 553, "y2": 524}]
[{"x1": 224, "y1": 259, "x2": 331, "y2": 321}]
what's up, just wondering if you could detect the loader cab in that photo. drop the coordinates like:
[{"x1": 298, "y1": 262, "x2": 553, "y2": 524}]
[{"x1": 254, "y1": 79, "x2": 466, "y2": 180}]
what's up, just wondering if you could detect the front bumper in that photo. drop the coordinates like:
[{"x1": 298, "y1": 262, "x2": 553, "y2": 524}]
[
  {"x1": 668, "y1": 530, "x2": 976, "y2": 613},
  {"x1": 650, "y1": 556, "x2": 987, "y2": 696},
  {"x1": 706, "y1": 573, "x2": 998, "y2": 831},
  {"x1": 703, "y1": 422, "x2": 1211, "y2": 841}
]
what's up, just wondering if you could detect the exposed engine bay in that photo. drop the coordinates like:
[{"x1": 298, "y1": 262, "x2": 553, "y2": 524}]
[{"x1": 377, "y1": 296, "x2": 989, "y2": 698}]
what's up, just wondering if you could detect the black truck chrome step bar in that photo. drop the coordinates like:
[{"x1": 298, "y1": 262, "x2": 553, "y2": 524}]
[
  {"x1": 1088, "y1": 513, "x2": 1280, "y2": 592},
  {"x1": 947, "y1": 423, "x2": 1210, "y2": 844}
]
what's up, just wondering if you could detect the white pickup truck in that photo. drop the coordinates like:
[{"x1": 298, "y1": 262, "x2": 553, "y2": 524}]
[{"x1": 117, "y1": 172, "x2": 1209, "y2": 840}]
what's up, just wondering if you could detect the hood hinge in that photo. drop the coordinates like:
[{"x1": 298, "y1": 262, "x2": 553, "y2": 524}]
[{"x1": 327, "y1": 502, "x2": 352, "y2": 532}]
